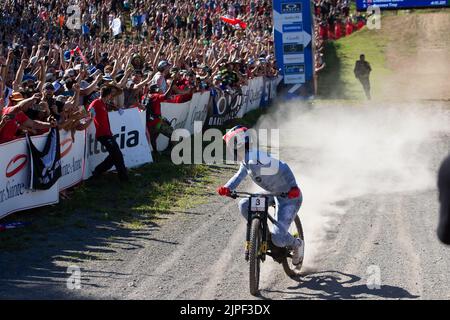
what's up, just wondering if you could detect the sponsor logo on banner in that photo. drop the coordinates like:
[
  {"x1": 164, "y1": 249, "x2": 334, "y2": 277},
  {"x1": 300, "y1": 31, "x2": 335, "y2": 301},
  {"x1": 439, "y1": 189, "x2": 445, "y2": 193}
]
[
  {"x1": 246, "y1": 77, "x2": 265, "y2": 112},
  {"x1": 280, "y1": 3, "x2": 302, "y2": 22},
  {"x1": 283, "y1": 32, "x2": 304, "y2": 43},
  {"x1": 0, "y1": 136, "x2": 59, "y2": 219},
  {"x1": 184, "y1": 92, "x2": 210, "y2": 134},
  {"x1": 59, "y1": 130, "x2": 85, "y2": 191},
  {"x1": 6, "y1": 154, "x2": 27, "y2": 178},
  {"x1": 206, "y1": 88, "x2": 243, "y2": 126},
  {"x1": 284, "y1": 74, "x2": 305, "y2": 84},
  {"x1": 285, "y1": 64, "x2": 305, "y2": 74},
  {"x1": 87, "y1": 126, "x2": 140, "y2": 156},
  {"x1": 283, "y1": 54, "x2": 305, "y2": 63},
  {"x1": 280, "y1": 14, "x2": 302, "y2": 23},
  {"x1": 60, "y1": 138, "x2": 73, "y2": 159},
  {"x1": 282, "y1": 24, "x2": 303, "y2": 33},
  {"x1": 281, "y1": 2, "x2": 302, "y2": 13},
  {"x1": 161, "y1": 100, "x2": 191, "y2": 130},
  {"x1": 283, "y1": 43, "x2": 304, "y2": 54}
]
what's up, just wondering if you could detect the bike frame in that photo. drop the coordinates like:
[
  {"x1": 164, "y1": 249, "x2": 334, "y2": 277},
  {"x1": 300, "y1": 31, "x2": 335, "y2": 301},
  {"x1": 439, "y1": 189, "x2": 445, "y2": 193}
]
[
  {"x1": 246, "y1": 195, "x2": 269, "y2": 261},
  {"x1": 231, "y1": 191, "x2": 285, "y2": 262}
]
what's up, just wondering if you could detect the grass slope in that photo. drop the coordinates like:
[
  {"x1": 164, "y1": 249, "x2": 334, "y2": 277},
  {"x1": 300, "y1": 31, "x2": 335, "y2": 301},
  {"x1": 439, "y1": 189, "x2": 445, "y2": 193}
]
[{"x1": 317, "y1": 9, "x2": 450, "y2": 101}]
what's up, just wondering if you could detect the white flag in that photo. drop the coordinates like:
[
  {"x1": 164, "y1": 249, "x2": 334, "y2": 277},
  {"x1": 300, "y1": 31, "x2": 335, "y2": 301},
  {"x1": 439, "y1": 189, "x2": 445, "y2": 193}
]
[{"x1": 112, "y1": 18, "x2": 122, "y2": 36}]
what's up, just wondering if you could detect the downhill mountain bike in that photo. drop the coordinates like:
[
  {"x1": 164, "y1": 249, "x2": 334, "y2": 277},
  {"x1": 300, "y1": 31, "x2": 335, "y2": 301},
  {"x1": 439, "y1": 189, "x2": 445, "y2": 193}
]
[{"x1": 230, "y1": 191, "x2": 305, "y2": 296}]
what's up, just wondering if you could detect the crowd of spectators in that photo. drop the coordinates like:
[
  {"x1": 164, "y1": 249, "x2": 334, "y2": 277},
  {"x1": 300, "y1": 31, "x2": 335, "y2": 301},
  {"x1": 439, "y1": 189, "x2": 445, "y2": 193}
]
[
  {"x1": 313, "y1": 0, "x2": 367, "y2": 73},
  {"x1": 0, "y1": 0, "x2": 279, "y2": 155}
]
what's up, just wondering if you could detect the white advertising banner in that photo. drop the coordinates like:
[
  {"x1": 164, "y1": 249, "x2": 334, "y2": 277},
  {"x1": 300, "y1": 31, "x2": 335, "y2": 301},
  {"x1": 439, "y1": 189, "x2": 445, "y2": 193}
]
[
  {"x1": 0, "y1": 136, "x2": 59, "y2": 219},
  {"x1": 160, "y1": 100, "x2": 191, "y2": 129},
  {"x1": 59, "y1": 129, "x2": 86, "y2": 191},
  {"x1": 85, "y1": 108, "x2": 152, "y2": 177},
  {"x1": 246, "y1": 77, "x2": 264, "y2": 112},
  {"x1": 184, "y1": 91, "x2": 210, "y2": 135},
  {"x1": 157, "y1": 99, "x2": 191, "y2": 151}
]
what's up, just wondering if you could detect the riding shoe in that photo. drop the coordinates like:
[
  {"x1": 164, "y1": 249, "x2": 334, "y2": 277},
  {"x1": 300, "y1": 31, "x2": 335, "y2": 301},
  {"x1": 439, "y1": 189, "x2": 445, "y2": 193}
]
[{"x1": 292, "y1": 238, "x2": 304, "y2": 266}]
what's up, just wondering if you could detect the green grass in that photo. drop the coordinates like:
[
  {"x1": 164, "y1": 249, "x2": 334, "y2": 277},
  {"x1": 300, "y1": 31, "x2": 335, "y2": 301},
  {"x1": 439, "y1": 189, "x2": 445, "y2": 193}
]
[
  {"x1": 317, "y1": 6, "x2": 450, "y2": 100},
  {"x1": 317, "y1": 25, "x2": 391, "y2": 100},
  {"x1": 0, "y1": 159, "x2": 215, "y2": 250}
]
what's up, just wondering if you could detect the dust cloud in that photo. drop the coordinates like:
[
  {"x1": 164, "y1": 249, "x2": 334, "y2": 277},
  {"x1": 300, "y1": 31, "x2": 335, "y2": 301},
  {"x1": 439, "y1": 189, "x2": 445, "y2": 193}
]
[{"x1": 254, "y1": 101, "x2": 450, "y2": 269}]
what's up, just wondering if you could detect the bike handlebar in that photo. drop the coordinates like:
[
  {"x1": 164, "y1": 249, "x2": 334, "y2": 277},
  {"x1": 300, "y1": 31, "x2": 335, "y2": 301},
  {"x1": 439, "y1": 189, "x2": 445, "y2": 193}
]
[{"x1": 230, "y1": 191, "x2": 287, "y2": 199}]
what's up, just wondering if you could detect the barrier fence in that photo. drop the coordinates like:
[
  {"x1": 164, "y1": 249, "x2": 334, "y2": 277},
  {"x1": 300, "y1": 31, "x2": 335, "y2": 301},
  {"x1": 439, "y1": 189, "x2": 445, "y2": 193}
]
[{"x1": 0, "y1": 76, "x2": 281, "y2": 219}]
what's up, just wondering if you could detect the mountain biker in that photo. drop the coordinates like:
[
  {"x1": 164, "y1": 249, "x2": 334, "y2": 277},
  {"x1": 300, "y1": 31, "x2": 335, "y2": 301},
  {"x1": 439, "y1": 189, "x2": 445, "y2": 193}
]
[{"x1": 216, "y1": 125, "x2": 305, "y2": 265}]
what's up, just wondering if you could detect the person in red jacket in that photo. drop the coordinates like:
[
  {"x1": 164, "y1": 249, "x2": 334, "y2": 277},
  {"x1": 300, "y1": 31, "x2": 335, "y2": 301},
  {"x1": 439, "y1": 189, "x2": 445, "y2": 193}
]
[{"x1": 88, "y1": 86, "x2": 128, "y2": 182}]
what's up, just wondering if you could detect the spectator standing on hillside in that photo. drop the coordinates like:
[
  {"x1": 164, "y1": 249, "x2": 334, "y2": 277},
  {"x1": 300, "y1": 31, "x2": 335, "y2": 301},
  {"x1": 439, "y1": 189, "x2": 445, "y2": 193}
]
[
  {"x1": 88, "y1": 86, "x2": 129, "y2": 182},
  {"x1": 354, "y1": 54, "x2": 372, "y2": 100}
]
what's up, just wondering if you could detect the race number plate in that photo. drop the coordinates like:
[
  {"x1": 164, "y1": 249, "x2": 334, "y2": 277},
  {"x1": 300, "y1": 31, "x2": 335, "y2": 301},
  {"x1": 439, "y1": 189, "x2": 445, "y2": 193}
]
[{"x1": 250, "y1": 196, "x2": 266, "y2": 212}]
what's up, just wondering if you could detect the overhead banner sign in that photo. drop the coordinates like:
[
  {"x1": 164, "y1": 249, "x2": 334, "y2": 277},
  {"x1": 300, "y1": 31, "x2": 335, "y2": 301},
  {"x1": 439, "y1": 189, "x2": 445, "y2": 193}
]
[
  {"x1": 273, "y1": 0, "x2": 313, "y2": 91},
  {"x1": 356, "y1": 0, "x2": 450, "y2": 10}
]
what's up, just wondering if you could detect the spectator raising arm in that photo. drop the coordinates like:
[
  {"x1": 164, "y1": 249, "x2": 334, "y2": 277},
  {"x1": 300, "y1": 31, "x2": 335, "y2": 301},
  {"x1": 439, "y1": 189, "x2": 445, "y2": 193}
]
[
  {"x1": 12, "y1": 58, "x2": 29, "y2": 92},
  {"x1": 22, "y1": 116, "x2": 57, "y2": 133},
  {"x1": 8, "y1": 93, "x2": 43, "y2": 115}
]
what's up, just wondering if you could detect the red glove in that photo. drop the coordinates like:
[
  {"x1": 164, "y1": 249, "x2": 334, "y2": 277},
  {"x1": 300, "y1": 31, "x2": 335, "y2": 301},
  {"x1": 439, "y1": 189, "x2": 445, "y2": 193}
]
[
  {"x1": 217, "y1": 186, "x2": 231, "y2": 197},
  {"x1": 287, "y1": 186, "x2": 301, "y2": 199}
]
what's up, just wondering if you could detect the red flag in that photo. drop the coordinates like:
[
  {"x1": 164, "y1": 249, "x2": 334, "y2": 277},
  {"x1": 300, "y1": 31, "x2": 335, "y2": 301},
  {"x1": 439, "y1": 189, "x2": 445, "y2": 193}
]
[{"x1": 220, "y1": 16, "x2": 247, "y2": 29}]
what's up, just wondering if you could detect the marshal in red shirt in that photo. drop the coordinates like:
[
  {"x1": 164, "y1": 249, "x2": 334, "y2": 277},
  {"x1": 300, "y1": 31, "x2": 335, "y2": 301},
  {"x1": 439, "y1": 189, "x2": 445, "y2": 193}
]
[{"x1": 88, "y1": 98, "x2": 112, "y2": 138}]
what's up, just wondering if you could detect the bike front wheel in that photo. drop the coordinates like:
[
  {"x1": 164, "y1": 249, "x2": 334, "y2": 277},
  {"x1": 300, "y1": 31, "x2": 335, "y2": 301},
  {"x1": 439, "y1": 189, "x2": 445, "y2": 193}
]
[
  {"x1": 249, "y1": 218, "x2": 262, "y2": 296},
  {"x1": 282, "y1": 215, "x2": 304, "y2": 278}
]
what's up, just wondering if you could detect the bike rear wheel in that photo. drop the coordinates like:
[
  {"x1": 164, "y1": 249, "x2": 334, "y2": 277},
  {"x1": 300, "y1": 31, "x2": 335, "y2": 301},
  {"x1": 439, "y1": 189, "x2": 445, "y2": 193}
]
[
  {"x1": 249, "y1": 218, "x2": 262, "y2": 296},
  {"x1": 282, "y1": 215, "x2": 304, "y2": 278}
]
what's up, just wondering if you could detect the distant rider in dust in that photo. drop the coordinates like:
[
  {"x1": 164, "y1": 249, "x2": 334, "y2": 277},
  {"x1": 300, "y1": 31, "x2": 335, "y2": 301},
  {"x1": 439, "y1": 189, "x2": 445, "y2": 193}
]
[{"x1": 217, "y1": 125, "x2": 304, "y2": 265}]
